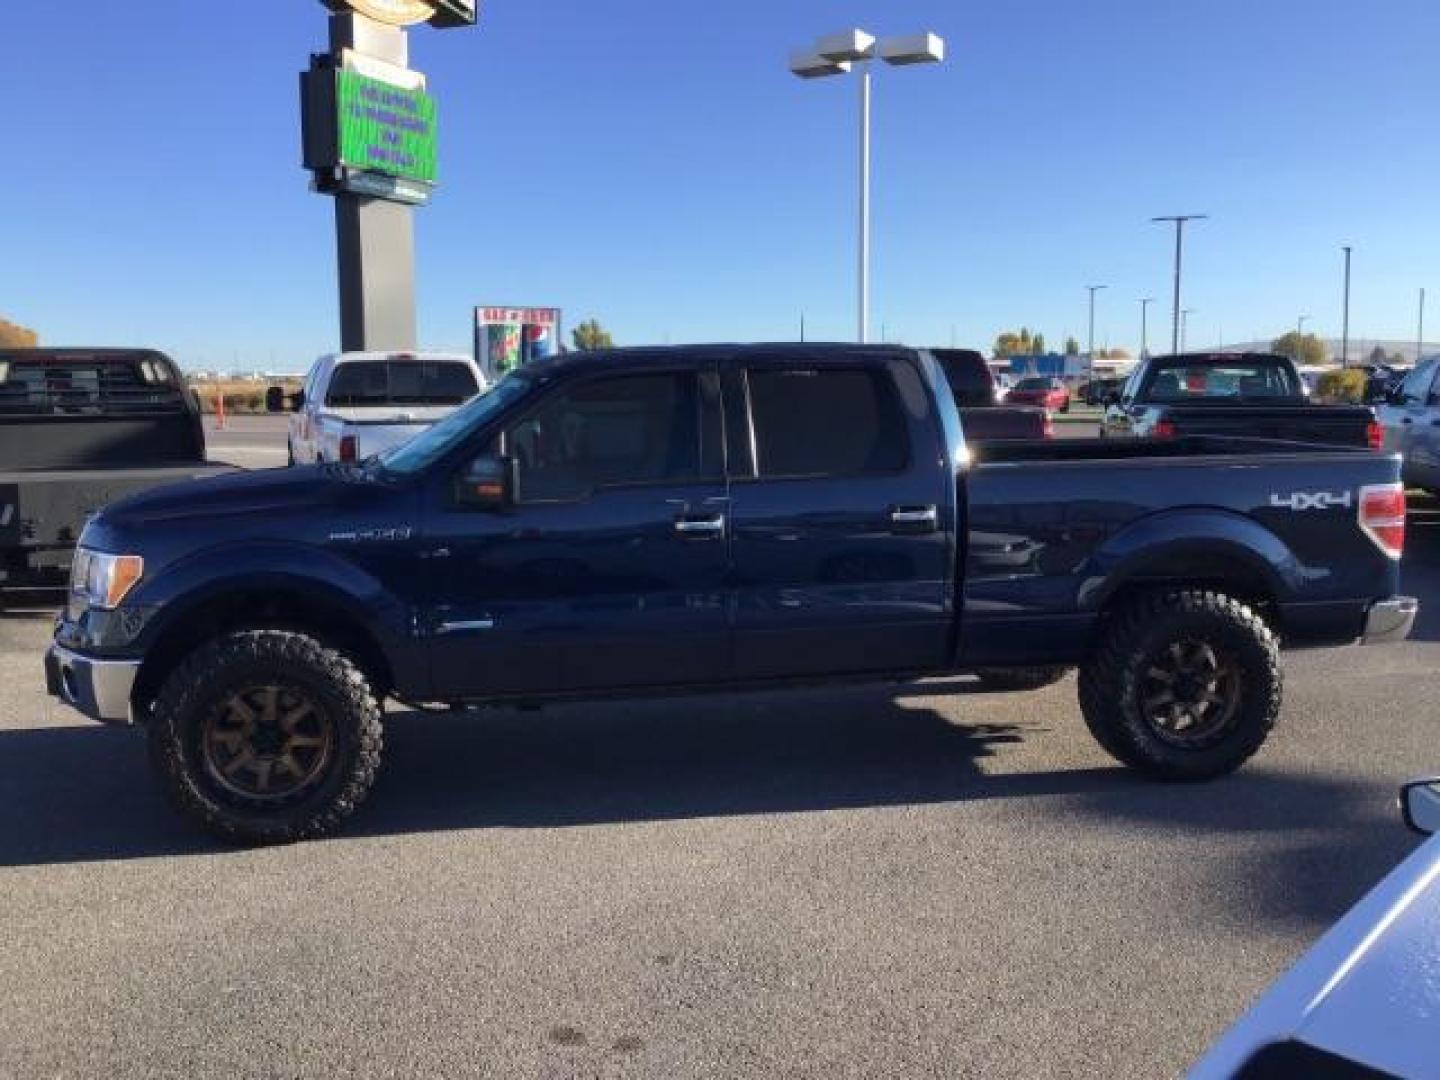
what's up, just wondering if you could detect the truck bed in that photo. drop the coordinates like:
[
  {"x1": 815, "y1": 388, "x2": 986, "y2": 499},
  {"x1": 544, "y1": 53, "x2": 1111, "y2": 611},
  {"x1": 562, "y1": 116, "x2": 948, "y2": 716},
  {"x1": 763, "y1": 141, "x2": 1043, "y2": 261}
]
[
  {"x1": 0, "y1": 464, "x2": 232, "y2": 579},
  {"x1": 960, "y1": 435, "x2": 1403, "y2": 664}
]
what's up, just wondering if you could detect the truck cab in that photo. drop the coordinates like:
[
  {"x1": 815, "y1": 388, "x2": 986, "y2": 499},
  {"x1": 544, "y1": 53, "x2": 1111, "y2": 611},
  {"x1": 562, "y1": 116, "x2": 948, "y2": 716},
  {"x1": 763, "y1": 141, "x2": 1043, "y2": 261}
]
[{"x1": 283, "y1": 351, "x2": 486, "y2": 465}]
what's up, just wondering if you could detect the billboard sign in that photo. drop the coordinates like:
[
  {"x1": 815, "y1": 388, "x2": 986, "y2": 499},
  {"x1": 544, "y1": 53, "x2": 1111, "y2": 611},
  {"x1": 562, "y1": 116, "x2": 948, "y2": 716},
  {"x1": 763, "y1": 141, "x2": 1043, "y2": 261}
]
[
  {"x1": 337, "y1": 69, "x2": 437, "y2": 183},
  {"x1": 475, "y1": 307, "x2": 562, "y2": 378}
]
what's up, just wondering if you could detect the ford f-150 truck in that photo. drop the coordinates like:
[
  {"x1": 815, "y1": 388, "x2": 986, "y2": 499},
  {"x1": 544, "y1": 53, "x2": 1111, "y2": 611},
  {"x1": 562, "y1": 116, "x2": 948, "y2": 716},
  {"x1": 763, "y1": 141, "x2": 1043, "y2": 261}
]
[
  {"x1": 45, "y1": 344, "x2": 1417, "y2": 844},
  {"x1": 1102, "y1": 352, "x2": 1382, "y2": 447}
]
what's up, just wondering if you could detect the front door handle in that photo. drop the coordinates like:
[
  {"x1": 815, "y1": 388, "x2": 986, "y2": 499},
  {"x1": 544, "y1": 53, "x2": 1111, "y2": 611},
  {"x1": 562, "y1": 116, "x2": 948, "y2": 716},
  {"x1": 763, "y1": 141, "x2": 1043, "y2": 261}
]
[
  {"x1": 890, "y1": 505, "x2": 939, "y2": 532},
  {"x1": 675, "y1": 514, "x2": 726, "y2": 539}
]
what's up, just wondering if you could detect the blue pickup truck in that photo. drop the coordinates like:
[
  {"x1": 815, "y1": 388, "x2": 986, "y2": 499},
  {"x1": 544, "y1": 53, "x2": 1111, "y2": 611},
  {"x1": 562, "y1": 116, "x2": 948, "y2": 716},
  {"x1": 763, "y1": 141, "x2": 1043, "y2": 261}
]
[{"x1": 46, "y1": 344, "x2": 1418, "y2": 843}]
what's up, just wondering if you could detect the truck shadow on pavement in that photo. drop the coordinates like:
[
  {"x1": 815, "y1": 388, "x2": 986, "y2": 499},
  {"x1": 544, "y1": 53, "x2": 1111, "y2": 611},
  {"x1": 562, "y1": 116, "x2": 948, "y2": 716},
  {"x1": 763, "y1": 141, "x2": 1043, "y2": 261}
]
[{"x1": 0, "y1": 684, "x2": 1418, "y2": 931}]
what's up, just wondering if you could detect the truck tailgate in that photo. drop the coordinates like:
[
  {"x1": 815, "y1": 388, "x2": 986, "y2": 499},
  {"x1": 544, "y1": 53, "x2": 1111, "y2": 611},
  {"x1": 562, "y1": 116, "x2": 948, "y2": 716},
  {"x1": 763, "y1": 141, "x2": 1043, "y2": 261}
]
[
  {"x1": 0, "y1": 465, "x2": 234, "y2": 548},
  {"x1": 1165, "y1": 406, "x2": 1375, "y2": 447}
]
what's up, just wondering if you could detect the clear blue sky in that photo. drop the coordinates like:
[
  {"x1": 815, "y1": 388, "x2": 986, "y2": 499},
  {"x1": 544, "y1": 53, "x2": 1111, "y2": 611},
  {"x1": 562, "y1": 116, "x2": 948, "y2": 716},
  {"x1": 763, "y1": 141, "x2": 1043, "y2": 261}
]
[{"x1": 3, "y1": 0, "x2": 1438, "y2": 370}]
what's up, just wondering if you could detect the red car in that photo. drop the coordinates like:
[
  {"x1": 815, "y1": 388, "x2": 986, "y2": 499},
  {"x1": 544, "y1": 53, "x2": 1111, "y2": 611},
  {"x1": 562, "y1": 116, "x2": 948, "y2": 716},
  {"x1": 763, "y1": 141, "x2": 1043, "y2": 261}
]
[{"x1": 1005, "y1": 376, "x2": 1071, "y2": 413}]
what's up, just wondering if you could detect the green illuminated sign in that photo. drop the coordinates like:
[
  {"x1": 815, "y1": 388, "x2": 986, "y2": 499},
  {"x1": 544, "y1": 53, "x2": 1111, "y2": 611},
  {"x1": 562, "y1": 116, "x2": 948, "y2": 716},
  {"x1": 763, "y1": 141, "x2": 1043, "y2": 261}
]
[{"x1": 336, "y1": 70, "x2": 437, "y2": 184}]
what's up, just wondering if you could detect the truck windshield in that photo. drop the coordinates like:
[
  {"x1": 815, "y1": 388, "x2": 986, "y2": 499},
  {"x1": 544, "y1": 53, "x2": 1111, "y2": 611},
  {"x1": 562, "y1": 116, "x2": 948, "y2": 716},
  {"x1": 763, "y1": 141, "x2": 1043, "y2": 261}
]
[
  {"x1": 1143, "y1": 359, "x2": 1301, "y2": 403},
  {"x1": 326, "y1": 360, "x2": 480, "y2": 407},
  {"x1": 376, "y1": 374, "x2": 535, "y2": 476}
]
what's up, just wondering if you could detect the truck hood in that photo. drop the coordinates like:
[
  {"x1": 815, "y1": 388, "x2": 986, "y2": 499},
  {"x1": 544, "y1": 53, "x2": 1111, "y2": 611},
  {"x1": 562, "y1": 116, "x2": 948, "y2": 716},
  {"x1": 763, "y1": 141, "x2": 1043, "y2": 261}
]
[{"x1": 95, "y1": 465, "x2": 358, "y2": 527}]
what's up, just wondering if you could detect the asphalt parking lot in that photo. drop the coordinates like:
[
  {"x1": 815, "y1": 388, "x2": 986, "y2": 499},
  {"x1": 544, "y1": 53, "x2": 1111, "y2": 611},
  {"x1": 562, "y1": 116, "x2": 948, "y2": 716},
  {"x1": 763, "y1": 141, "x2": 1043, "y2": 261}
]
[{"x1": 2, "y1": 418, "x2": 1436, "y2": 1078}]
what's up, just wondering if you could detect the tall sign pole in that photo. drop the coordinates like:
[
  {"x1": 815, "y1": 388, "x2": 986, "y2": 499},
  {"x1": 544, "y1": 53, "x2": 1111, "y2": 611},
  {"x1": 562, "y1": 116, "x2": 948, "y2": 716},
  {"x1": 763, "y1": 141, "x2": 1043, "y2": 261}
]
[{"x1": 302, "y1": 1, "x2": 477, "y2": 352}]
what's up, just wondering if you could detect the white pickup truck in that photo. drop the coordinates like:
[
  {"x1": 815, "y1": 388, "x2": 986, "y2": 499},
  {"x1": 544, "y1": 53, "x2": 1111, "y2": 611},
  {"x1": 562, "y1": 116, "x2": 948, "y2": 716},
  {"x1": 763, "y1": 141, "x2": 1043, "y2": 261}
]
[{"x1": 281, "y1": 351, "x2": 487, "y2": 465}]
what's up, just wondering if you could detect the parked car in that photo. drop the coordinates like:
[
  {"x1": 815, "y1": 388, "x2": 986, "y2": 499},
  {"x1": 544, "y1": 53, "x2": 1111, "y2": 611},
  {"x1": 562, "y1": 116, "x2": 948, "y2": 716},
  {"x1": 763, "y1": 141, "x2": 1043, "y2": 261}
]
[
  {"x1": 46, "y1": 343, "x2": 1415, "y2": 843},
  {"x1": 0, "y1": 348, "x2": 228, "y2": 591},
  {"x1": 1377, "y1": 356, "x2": 1440, "y2": 493},
  {"x1": 278, "y1": 351, "x2": 486, "y2": 465},
  {"x1": 1192, "y1": 779, "x2": 1440, "y2": 1078},
  {"x1": 1101, "y1": 352, "x2": 1382, "y2": 448},
  {"x1": 932, "y1": 349, "x2": 1052, "y2": 441},
  {"x1": 1005, "y1": 375, "x2": 1071, "y2": 413}
]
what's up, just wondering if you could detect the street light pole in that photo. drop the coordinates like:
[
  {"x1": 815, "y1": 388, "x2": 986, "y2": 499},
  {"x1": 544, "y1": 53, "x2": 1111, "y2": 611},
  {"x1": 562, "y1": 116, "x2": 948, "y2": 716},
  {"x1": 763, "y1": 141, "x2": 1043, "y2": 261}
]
[
  {"x1": 1297, "y1": 314, "x2": 1309, "y2": 365},
  {"x1": 791, "y1": 30, "x2": 945, "y2": 346},
  {"x1": 1087, "y1": 285, "x2": 1108, "y2": 383},
  {"x1": 857, "y1": 63, "x2": 871, "y2": 344},
  {"x1": 1139, "y1": 297, "x2": 1155, "y2": 359},
  {"x1": 1152, "y1": 214, "x2": 1208, "y2": 355},
  {"x1": 1419, "y1": 288, "x2": 1426, "y2": 365},
  {"x1": 1341, "y1": 245, "x2": 1353, "y2": 367}
]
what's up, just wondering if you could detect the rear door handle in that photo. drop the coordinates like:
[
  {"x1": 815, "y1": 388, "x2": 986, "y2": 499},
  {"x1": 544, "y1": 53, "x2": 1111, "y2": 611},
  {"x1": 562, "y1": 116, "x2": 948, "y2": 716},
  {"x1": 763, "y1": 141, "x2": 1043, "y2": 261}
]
[
  {"x1": 890, "y1": 505, "x2": 939, "y2": 532},
  {"x1": 675, "y1": 514, "x2": 726, "y2": 539}
]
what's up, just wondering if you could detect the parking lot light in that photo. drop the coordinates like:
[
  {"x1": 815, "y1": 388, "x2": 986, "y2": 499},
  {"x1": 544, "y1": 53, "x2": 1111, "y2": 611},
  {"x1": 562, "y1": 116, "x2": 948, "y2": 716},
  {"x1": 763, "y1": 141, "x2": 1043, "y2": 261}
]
[{"x1": 791, "y1": 27, "x2": 946, "y2": 344}]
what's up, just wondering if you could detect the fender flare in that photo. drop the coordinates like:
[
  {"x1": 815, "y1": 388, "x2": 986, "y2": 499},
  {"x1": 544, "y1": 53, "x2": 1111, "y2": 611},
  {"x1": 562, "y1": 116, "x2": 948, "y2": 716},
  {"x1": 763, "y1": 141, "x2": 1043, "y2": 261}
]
[{"x1": 1077, "y1": 508, "x2": 1304, "y2": 612}]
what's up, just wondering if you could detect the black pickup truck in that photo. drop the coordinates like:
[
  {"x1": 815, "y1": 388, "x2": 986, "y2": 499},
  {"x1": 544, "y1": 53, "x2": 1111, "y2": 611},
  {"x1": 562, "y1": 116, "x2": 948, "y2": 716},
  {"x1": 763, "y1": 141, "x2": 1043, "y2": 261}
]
[
  {"x1": 1101, "y1": 352, "x2": 1382, "y2": 448},
  {"x1": 0, "y1": 348, "x2": 226, "y2": 591},
  {"x1": 45, "y1": 343, "x2": 1416, "y2": 844},
  {"x1": 933, "y1": 348, "x2": 1052, "y2": 440}
]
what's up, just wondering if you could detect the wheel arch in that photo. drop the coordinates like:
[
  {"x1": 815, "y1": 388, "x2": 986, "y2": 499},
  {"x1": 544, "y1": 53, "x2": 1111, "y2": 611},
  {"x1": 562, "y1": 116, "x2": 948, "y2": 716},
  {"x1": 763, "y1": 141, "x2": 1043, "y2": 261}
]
[
  {"x1": 133, "y1": 580, "x2": 397, "y2": 713},
  {"x1": 1081, "y1": 509, "x2": 1298, "y2": 626}
]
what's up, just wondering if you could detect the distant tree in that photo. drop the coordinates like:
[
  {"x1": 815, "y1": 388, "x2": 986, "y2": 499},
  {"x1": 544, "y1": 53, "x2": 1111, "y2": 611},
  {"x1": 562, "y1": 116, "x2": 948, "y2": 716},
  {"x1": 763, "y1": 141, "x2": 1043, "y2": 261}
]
[
  {"x1": 1367, "y1": 345, "x2": 1389, "y2": 366},
  {"x1": 1271, "y1": 331, "x2": 1328, "y2": 367},
  {"x1": 571, "y1": 319, "x2": 615, "y2": 352},
  {"x1": 1064, "y1": 336, "x2": 1080, "y2": 356},
  {"x1": 993, "y1": 327, "x2": 1046, "y2": 358},
  {"x1": 0, "y1": 318, "x2": 37, "y2": 348}
]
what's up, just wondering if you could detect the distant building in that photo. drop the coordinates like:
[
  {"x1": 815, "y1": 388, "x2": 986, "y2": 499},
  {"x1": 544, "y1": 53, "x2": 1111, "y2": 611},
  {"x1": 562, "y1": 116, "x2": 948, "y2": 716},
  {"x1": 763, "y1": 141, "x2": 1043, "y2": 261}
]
[
  {"x1": 999, "y1": 353, "x2": 1134, "y2": 380},
  {"x1": 0, "y1": 318, "x2": 38, "y2": 348}
]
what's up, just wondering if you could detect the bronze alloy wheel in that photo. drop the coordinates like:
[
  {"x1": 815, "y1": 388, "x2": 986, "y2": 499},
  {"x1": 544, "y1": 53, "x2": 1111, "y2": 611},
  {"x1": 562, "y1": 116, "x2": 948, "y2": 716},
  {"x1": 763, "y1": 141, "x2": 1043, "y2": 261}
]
[
  {"x1": 201, "y1": 685, "x2": 335, "y2": 803},
  {"x1": 1139, "y1": 640, "x2": 1243, "y2": 749}
]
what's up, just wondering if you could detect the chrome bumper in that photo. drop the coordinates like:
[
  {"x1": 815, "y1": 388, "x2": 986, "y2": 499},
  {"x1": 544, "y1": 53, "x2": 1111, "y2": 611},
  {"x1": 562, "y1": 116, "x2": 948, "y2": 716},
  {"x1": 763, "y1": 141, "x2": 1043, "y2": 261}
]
[
  {"x1": 1361, "y1": 597, "x2": 1419, "y2": 646},
  {"x1": 45, "y1": 645, "x2": 139, "y2": 725}
]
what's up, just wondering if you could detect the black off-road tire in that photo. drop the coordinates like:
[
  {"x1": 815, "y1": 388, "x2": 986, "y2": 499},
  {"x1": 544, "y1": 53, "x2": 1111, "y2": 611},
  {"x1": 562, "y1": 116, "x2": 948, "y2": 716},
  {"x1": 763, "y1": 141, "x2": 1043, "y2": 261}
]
[
  {"x1": 148, "y1": 630, "x2": 383, "y2": 845},
  {"x1": 973, "y1": 666, "x2": 1071, "y2": 692},
  {"x1": 1078, "y1": 590, "x2": 1281, "y2": 781}
]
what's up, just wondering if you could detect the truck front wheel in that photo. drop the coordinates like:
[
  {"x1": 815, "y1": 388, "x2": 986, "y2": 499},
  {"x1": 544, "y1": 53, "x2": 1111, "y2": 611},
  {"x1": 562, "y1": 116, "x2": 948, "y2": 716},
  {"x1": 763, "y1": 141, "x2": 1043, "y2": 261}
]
[
  {"x1": 1078, "y1": 590, "x2": 1281, "y2": 781},
  {"x1": 147, "y1": 630, "x2": 383, "y2": 845}
]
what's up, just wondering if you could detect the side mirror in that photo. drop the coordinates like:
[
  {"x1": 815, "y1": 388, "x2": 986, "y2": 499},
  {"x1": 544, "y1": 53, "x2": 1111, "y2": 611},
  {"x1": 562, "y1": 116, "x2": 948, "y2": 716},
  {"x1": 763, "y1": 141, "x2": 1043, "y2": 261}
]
[
  {"x1": 265, "y1": 386, "x2": 286, "y2": 413},
  {"x1": 290, "y1": 389, "x2": 306, "y2": 411},
  {"x1": 1401, "y1": 778, "x2": 1440, "y2": 836},
  {"x1": 452, "y1": 453, "x2": 517, "y2": 510}
]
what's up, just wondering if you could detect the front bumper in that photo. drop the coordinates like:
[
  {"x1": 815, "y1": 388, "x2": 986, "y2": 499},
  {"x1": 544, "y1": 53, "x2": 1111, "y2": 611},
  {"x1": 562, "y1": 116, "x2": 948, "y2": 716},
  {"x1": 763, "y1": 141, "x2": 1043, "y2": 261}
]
[
  {"x1": 1361, "y1": 597, "x2": 1419, "y2": 645},
  {"x1": 45, "y1": 645, "x2": 139, "y2": 725}
]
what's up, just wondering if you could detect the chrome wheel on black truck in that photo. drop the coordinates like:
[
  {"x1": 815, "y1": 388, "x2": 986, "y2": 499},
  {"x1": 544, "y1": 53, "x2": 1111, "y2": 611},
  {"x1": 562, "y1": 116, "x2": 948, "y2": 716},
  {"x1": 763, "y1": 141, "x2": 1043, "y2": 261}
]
[
  {"x1": 1078, "y1": 590, "x2": 1281, "y2": 780},
  {"x1": 148, "y1": 630, "x2": 382, "y2": 845}
]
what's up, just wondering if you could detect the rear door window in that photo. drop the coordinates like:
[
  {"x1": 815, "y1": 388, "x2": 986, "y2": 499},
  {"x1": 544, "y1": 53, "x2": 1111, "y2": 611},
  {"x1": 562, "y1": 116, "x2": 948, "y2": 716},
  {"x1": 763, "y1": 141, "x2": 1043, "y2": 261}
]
[{"x1": 746, "y1": 366, "x2": 909, "y2": 479}]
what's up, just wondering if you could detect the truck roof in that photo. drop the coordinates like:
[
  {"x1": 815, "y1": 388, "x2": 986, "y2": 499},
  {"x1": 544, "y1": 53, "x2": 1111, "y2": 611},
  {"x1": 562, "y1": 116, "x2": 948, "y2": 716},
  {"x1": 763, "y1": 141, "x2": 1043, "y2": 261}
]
[
  {"x1": 321, "y1": 351, "x2": 475, "y2": 366},
  {"x1": 523, "y1": 342, "x2": 916, "y2": 378},
  {"x1": 1148, "y1": 352, "x2": 1293, "y2": 366}
]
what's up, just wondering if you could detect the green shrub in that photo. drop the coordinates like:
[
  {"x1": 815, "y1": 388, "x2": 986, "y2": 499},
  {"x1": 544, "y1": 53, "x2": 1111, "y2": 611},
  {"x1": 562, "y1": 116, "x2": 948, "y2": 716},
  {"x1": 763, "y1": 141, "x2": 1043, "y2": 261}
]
[{"x1": 1314, "y1": 369, "x2": 1367, "y2": 404}]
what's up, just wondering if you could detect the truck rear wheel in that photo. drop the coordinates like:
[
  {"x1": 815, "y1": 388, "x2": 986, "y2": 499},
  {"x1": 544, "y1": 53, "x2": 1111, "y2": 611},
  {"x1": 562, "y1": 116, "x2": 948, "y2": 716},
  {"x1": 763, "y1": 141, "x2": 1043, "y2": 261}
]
[
  {"x1": 147, "y1": 630, "x2": 383, "y2": 845},
  {"x1": 1078, "y1": 590, "x2": 1281, "y2": 781},
  {"x1": 973, "y1": 666, "x2": 1071, "y2": 691}
]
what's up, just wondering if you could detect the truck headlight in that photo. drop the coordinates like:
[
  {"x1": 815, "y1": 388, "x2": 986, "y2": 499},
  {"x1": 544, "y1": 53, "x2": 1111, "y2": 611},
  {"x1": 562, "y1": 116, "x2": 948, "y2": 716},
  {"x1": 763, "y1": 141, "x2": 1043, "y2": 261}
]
[{"x1": 71, "y1": 548, "x2": 145, "y2": 610}]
